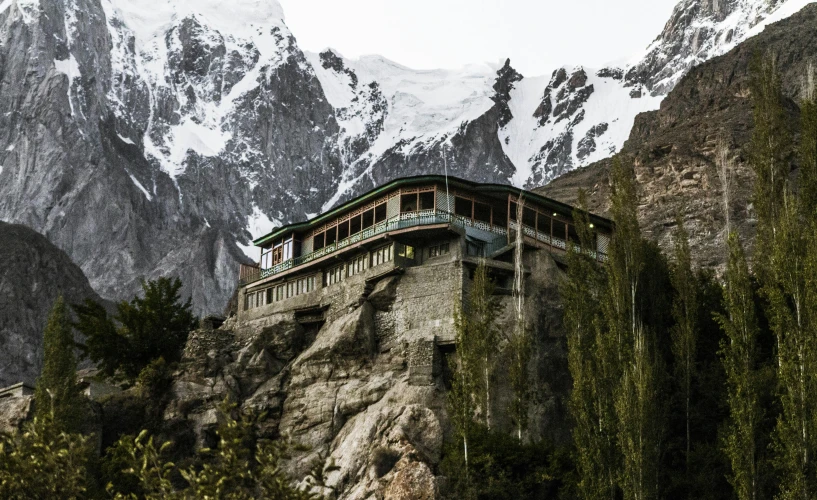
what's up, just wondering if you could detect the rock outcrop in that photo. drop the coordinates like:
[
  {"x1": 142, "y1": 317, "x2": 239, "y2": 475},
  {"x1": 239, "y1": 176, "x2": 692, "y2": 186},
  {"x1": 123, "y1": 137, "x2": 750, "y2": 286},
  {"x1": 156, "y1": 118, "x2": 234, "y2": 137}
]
[{"x1": 151, "y1": 245, "x2": 568, "y2": 499}]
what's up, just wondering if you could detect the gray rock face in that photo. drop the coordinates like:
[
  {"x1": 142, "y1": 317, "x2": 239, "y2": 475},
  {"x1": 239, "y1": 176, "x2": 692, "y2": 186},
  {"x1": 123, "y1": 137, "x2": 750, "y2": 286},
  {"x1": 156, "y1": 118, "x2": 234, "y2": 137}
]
[{"x1": 0, "y1": 222, "x2": 101, "y2": 387}]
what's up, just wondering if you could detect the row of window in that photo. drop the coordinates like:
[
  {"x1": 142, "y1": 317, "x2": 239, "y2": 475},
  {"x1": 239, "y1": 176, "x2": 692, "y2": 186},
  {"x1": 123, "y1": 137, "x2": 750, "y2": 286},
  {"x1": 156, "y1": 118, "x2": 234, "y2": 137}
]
[
  {"x1": 326, "y1": 243, "x2": 402, "y2": 287},
  {"x1": 428, "y1": 242, "x2": 450, "y2": 258},
  {"x1": 245, "y1": 274, "x2": 317, "y2": 311}
]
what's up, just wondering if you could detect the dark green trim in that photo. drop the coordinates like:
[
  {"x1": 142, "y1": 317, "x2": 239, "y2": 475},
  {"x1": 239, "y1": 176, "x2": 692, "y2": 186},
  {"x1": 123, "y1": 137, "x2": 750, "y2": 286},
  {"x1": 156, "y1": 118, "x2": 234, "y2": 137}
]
[{"x1": 253, "y1": 175, "x2": 614, "y2": 247}]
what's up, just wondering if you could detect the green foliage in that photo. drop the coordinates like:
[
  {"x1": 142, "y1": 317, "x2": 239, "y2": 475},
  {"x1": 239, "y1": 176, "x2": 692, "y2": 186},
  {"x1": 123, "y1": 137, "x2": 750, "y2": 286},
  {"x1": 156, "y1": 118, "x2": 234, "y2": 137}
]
[
  {"x1": 107, "y1": 402, "x2": 321, "y2": 499},
  {"x1": 0, "y1": 415, "x2": 90, "y2": 499},
  {"x1": 75, "y1": 277, "x2": 197, "y2": 379},
  {"x1": 441, "y1": 424, "x2": 573, "y2": 500},
  {"x1": 748, "y1": 51, "x2": 792, "y2": 281},
  {"x1": 449, "y1": 260, "x2": 502, "y2": 477},
  {"x1": 716, "y1": 232, "x2": 763, "y2": 500},
  {"x1": 670, "y1": 217, "x2": 699, "y2": 487},
  {"x1": 34, "y1": 295, "x2": 86, "y2": 434},
  {"x1": 606, "y1": 158, "x2": 661, "y2": 500},
  {"x1": 562, "y1": 190, "x2": 616, "y2": 499}
]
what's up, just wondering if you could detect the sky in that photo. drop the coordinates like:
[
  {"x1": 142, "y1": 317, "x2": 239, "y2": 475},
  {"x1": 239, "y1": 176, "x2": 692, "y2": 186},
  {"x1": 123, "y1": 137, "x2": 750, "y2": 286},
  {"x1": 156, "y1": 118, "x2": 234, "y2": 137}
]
[{"x1": 277, "y1": 0, "x2": 681, "y2": 76}]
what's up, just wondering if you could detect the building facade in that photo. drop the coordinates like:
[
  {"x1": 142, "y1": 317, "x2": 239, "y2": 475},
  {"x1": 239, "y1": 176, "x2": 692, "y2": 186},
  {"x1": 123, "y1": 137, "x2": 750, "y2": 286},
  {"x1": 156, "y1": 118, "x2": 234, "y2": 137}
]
[{"x1": 237, "y1": 175, "x2": 612, "y2": 325}]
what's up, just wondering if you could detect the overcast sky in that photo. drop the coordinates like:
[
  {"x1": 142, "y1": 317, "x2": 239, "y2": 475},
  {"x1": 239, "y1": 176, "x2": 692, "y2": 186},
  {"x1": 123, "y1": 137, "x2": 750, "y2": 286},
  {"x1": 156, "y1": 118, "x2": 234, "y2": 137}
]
[{"x1": 278, "y1": 0, "x2": 681, "y2": 76}]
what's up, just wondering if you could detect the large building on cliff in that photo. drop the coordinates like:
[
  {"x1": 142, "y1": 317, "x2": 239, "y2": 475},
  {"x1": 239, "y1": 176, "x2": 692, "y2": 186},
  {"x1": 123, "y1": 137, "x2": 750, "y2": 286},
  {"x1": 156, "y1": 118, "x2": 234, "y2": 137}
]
[{"x1": 235, "y1": 175, "x2": 612, "y2": 384}]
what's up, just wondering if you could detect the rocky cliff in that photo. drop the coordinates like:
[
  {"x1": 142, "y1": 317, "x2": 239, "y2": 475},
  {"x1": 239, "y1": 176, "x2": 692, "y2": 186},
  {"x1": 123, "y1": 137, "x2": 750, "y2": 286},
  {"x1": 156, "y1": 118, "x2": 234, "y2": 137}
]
[
  {"x1": 538, "y1": 3, "x2": 817, "y2": 271},
  {"x1": 93, "y1": 246, "x2": 569, "y2": 499},
  {"x1": 0, "y1": 0, "x2": 807, "y2": 315},
  {"x1": 0, "y1": 221, "x2": 102, "y2": 387}
]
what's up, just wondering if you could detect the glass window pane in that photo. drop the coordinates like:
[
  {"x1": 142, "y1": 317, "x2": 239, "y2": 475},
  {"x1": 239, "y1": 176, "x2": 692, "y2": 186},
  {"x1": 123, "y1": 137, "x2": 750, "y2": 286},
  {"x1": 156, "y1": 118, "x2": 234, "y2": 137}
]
[
  {"x1": 313, "y1": 232, "x2": 325, "y2": 250},
  {"x1": 454, "y1": 197, "x2": 472, "y2": 218},
  {"x1": 350, "y1": 215, "x2": 362, "y2": 235},
  {"x1": 362, "y1": 209, "x2": 374, "y2": 229},
  {"x1": 401, "y1": 193, "x2": 418, "y2": 212},
  {"x1": 537, "y1": 214, "x2": 550, "y2": 232},
  {"x1": 326, "y1": 226, "x2": 337, "y2": 245},
  {"x1": 474, "y1": 202, "x2": 491, "y2": 223},
  {"x1": 338, "y1": 220, "x2": 349, "y2": 240},
  {"x1": 419, "y1": 192, "x2": 434, "y2": 210},
  {"x1": 523, "y1": 207, "x2": 536, "y2": 227},
  {"x1": 375, "y1": 203, "x2": 387, "y2": 223}
]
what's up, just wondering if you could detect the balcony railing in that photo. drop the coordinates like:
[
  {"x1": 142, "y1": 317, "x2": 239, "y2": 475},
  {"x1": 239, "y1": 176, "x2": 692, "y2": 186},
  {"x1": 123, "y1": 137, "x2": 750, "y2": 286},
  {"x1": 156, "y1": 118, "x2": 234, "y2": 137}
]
[
  {"x1": 239, "y1": 211, "x2": 608, "y2": 286},
  {"x1": 240, "y1": 210, "x2": 510, "y2": 285}
]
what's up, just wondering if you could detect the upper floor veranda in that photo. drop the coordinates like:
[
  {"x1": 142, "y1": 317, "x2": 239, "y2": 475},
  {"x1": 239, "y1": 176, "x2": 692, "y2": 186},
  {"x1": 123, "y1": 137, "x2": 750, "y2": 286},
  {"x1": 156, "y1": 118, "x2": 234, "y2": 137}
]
[{"x1": 239, "y1": 175, "x2": 614, "y2": 288}]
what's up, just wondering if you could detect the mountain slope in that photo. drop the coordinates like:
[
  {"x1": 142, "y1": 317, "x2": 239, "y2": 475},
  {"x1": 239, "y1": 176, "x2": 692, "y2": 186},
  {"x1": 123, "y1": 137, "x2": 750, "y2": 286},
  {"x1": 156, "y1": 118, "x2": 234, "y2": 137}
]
[
  {"x1": 0, "y1": 221, "x2": 102, "y2": 387},
  {"x1": 539, "y1": 2, "x2": 817, "y2": 270}
]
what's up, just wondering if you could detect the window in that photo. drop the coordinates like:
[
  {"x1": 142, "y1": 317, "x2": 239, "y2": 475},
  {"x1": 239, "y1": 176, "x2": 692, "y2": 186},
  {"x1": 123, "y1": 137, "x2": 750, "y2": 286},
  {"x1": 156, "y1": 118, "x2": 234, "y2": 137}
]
[
  {"x1": 455, "y1": 196, "x2": 472, "y2": 218},
  {"x1": 276, "y1": 285, "x2": 284, "y2": 301},
  {"x1": 537, "y1": 214, "x2": 550, "y2": 233},
  {"x1": 419, "y1": 191, "x2": 435, "y2": 210},
  {"x1": 350, "y1": 214, "x2": 362, "y2": 235},
  {"x1": 266, "y1": 288, "x2": 273, "y2": 304},
  {"x1": 375, "y1": 203, "x2": 387, "y2": 223},
  {"x1": 373, "y1": 244, "x2": 393, "y2": 267},
  {"x1": 256, "y1": 291, "x2": 263, "y2": 308},
  {"x1": 325, "y1": 226, "x2": 337, "y2": 246},
  {"x1": 272, "y1": 243, "x2": 283, "y2": 265},
  {"x1": 295, "y1": 275, "x2": 315, "y2": 295},
  {"x1": 523, "y1": 207, "x2": 537, "y2": 228},
  {"x1": 553, "y1": 220, "x2": 566, "y2": 241},
  {"x1": 347, "y1": 254, "x2": 369, "y2": 277},
  {"x1": 474, "y1": 202, "x2": 491, "y2": 223},
  {"x1": 327, "y1": 265, "x2": 344, "y2": 285},
  {"x1": 338, "y1": 220, "x2": 349, "y2": 240},
  {"x1": 313, "y1": 231, "x2": 325, "y2": 251},
  {"x1": 493, "y1": 204, "x2": 508, "y2": 228},
  {"x1": 429, "y1": 242, "x2": 450, "y2": 258},
  {"x1": 261, "y1": 247, "x2": 273, "y2": 269},
  {"x1": 401, "y1": 193, "x2": 418, "y2": 212},
  {"x1": 244, "y1": 294, "x2": 251, "y2": 311},
  {"x1": 283, "y1": 238, "x2": 294, "y2": 261},
  {"x1": 397, "y1": 244, "x2": 415, "y2": 260},
  {"x1": 362, "y1": 209, "x2": 374, "y2": 229},
  {"x1": 286, "y1": 281, "x2": 295, "y2": 298}
]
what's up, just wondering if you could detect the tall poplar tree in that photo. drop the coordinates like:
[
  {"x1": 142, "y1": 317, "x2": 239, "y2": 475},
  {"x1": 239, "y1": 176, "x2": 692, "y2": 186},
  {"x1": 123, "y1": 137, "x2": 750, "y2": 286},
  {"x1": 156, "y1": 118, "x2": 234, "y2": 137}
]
[
  {"x1": 749, "y1": 52, "x2": 790, "y2": 280},
  {"x1": 508, "y1": 196, "x2": 531, "y2": 442},
  {"x1": 717, "y1": 233, "x2": 762, "y2": 500},
  {"x1": 769, "y1": 67, "x2": 817, "y2": 500},
  {"x1": 563, "y1": 190, "x2": 615, "y2": 499},
  {"x1": 34, "y1": 296, "x2": 85, "y2": 433},
  {"x1": 670, "y1": 217, "x2": 698, "y2": 492},
  {"x1": 604, "y1": 158, "x2": 658, "y2": 500}
]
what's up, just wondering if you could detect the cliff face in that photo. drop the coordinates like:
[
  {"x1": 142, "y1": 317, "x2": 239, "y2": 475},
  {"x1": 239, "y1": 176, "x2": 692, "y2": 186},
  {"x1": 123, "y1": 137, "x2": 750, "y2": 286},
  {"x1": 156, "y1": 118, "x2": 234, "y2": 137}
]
[
  {"x1": 538, "y1": 3, "x2": 817, "y2": 271},
  {"x1": 0, "y1": 221, "x2": 101, "y2": 387},
  {"x1": 140, "y1": 244, "x2": 569, "y2": 499}
]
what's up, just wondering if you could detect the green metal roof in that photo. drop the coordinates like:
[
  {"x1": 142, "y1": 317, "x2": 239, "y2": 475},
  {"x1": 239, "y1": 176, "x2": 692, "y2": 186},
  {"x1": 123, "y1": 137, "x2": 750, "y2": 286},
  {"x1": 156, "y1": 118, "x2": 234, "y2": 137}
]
[{"x1": 253, "y1": 175, "x2": 614, "y2": 247}]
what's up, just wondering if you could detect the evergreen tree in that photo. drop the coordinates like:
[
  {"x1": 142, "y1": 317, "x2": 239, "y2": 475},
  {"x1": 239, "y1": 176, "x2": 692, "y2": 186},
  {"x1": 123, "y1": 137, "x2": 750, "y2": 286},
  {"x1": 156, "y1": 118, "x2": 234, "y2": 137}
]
[
  {"x1": 799, "y1": 65, "x2": 817, "y2": 219},
  {"x1": 717, "y1": 232, "x2": 762, "y2": 500},
  {"x1": 75, "y1": 277, "x2": 197, "y2": 379},
  {"x1": 563, "y1": 190, "x2": 614, "y2": 499},
  {"x1": 34, "y1": 296, "x2": 85, "y2": 433},
  {"x1": 604, "y1": 157, "x2": 659, "y2": 500},
  {"x1": 670, "y1": 217, "x2": 699, "y2": 492}
]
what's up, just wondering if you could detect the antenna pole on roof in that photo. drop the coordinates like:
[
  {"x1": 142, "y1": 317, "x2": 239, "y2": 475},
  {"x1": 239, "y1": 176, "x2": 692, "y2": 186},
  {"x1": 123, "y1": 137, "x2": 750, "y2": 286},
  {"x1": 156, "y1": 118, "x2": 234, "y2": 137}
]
[{"x1": 444, "y1": 141, "x2": 450, "y2": 214}]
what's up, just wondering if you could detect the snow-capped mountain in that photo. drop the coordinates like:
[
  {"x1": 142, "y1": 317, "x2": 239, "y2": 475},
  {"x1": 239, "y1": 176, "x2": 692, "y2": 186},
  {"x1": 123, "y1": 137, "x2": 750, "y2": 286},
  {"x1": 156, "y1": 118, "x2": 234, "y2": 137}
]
[{"x1": 0, "y1": 0, "x2": 810, "y2": 313}]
